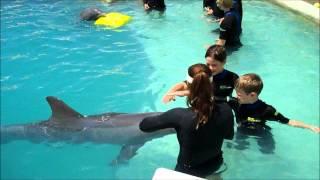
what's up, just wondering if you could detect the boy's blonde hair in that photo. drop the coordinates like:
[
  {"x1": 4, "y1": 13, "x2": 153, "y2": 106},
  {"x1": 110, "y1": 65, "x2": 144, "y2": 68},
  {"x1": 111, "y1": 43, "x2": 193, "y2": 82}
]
[
  {"x1": 235, "y1": 73, "x2": 263, "y2": 95},
  {"x1": 217, "y1": 0, "x2": 233, "y2": 9}
]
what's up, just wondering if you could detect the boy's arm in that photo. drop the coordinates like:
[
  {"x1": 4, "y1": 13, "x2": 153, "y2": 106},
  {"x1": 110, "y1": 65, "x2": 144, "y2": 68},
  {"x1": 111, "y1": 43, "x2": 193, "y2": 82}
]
[
  {"x1": 162, "y1": 82, "x2": 188, "y2": 104},
  {"x1": 287, "y1": 120, "x2": 320, "y2": 133},
  {"x1": 266, "y1": 106, "x2": 320, "y2": 133}
]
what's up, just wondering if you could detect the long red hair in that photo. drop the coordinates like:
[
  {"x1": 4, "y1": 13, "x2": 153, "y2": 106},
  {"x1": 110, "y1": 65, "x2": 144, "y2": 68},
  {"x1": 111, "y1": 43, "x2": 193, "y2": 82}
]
[{"x1": 186, "y1": 64, "x2": 214, "y2": 129}]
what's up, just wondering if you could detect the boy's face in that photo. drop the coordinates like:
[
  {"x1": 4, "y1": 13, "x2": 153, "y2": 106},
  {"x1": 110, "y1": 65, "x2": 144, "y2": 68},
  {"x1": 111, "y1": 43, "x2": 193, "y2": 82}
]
[{"x1": 236, "y1": 89, "x2": 258, "y2": 104}]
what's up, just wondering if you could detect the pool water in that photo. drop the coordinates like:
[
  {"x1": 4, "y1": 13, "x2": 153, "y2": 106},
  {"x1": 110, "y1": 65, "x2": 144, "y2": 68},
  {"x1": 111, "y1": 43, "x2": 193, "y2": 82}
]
[{"x1": 1, "y1": 0, "x2": 319, "y2": 179}]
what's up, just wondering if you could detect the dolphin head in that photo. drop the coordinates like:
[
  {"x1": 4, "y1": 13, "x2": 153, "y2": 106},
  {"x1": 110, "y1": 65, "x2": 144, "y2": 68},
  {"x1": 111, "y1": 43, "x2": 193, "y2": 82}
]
[{"x1": 80, "y1": 7, "x2": 104, "y2": 21}]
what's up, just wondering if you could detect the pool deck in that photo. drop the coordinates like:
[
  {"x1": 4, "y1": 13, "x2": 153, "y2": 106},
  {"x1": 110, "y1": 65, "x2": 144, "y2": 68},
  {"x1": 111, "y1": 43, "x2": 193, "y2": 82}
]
[{"x1": 269, "y1": 0, "x2": 320, "y2": 23}]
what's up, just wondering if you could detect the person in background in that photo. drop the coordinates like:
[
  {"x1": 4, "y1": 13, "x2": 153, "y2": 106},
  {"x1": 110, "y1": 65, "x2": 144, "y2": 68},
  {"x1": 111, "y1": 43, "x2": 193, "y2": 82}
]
[
  {"x1": 203, "y1": 0, "x2": 224, "y2": 19},
  {"x1": 140, "y1": 63, "x2": 234, "y2": 178},
  {"x1": 215, "y1": 0, "x2": 242, "y2": 48},
  {"x1": 231, "y1": 0, "x2": 243, "y2": 30},
  {"x1": 143, "y1": 0, "x2": 166, "y2": 12}
]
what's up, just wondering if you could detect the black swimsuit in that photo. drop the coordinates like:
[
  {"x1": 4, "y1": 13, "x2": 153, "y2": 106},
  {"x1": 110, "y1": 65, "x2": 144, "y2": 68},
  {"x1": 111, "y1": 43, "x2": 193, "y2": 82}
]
[{"x1": 213, "y1": 69, "x2": 239, "y2": 102}]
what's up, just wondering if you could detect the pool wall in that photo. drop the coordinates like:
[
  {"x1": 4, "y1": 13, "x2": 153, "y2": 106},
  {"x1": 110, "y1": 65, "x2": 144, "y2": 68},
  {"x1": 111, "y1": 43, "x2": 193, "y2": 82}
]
[{"x1": 269, "y1": 0, "x2": 320, "y2": 23}]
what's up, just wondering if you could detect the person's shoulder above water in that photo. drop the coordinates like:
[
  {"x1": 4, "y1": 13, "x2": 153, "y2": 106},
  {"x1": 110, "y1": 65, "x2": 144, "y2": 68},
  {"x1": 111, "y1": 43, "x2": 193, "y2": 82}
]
[{"x1": 223, "y1": 69, "x2": 239, "y2": 79}]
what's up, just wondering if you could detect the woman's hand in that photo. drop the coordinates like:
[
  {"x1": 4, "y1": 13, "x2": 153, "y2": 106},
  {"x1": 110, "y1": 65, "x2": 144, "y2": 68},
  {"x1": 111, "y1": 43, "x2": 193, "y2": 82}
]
[
  {"x1": 162, "y1": 91, "x2": 189, "y2": 104},
  {"x1": 162, "y1": 94, "x2": 176, "y2": 104}
]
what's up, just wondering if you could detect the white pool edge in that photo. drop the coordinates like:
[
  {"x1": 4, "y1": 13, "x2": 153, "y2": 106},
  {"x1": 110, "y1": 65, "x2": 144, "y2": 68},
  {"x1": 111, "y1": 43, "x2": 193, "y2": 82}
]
[{"x1": 268, "y1": 0, "x2": 320, "y2": 24}]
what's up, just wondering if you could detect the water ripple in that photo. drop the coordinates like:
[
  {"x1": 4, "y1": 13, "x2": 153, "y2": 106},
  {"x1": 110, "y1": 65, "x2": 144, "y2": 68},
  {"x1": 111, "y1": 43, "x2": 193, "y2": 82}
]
[
  {"x1": 0, "y1": 76, "x2": 10, "y2": 82},
  {"x1": 9, "y1": 53, "x2": 30, "y2": 61},
  {"x1": 1, "y1": 84, "x2": 19, "y2": 91}
]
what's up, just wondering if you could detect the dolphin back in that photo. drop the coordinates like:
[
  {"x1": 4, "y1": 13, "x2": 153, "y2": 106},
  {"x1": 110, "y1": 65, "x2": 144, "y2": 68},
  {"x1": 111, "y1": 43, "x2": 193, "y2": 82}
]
[{"x1": 46, "y1": 96, "x2": 84, "y2": 123}]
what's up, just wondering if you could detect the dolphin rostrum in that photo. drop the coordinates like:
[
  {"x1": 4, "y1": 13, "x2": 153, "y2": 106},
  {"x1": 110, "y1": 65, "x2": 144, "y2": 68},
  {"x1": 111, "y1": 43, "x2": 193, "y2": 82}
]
[{"x1": 1, "y1": 96, "x2": 175, "y2": 164}]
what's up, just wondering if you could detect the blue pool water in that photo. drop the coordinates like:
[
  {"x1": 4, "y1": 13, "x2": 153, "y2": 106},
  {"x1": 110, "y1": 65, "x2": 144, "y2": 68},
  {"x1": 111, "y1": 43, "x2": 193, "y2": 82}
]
[{"x1": 1, "y1": 0, "x2": 319, "y2": 179}]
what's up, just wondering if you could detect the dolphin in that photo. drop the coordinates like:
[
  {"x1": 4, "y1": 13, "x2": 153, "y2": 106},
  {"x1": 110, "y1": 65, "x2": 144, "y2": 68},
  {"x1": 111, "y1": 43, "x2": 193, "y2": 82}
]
[
  {"x1": 1, "y1": 96, "x2": 174, "y2": 164},
  {"x1": 80, "y1": 7, "x2": 104, "y2": 21}
]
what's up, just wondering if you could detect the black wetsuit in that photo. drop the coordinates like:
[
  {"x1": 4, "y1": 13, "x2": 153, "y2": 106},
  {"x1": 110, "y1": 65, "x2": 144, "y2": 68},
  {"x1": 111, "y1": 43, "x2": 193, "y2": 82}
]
[
  {"x1": 183, "y1": 70, "x2": 238, "y2": 103},
  {"x1": 228, "y1": 98, "x2": 290, "y2": 129},
  {"x1": 143, "y1": 0, "x2": 166, "y2": 11},
  {"x1": 220, "y1": 10, "x2": 242, "y2": 47},
  {"x1": 203, "y1": 0, "x2": 224, "y2": 19},
  {"x1": 139, "y1": 103, "x2": 234, "y2": 177},
  {"x1": 227, "y1": 98, "x2": 289, "y2": 153},
  {"x1": 213, "y1": 69, "x2": 239, "y2": 102},
  {"x1": 232, "y1": 0, "x2": 243, "y2": 32}
]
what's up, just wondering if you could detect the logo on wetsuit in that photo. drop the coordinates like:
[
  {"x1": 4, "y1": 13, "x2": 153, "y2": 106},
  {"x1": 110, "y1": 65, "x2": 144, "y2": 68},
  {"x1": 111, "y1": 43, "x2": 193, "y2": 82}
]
[
  {"x1": 219, "y1": 85, "x2": 232, "y2": 90},
  {"x1": 241, "y1": 117, "x2": 263, "y2": 129}
]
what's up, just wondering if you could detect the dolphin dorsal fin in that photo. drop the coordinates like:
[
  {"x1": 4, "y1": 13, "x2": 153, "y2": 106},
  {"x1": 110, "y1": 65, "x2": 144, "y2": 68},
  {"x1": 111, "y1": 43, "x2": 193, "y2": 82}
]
[{"x1": 46, "y1": 96, "x2": 84, "y2": 121}]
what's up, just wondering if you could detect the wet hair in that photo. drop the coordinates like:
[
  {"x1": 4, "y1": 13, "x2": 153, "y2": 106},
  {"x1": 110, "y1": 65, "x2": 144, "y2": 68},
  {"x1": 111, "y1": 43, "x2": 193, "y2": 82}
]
[
  {"x1": 205, "y1": 45, "x2": 227, "y2": 63},
  {"x1": 235, "y1": 73, "x2": 263, "y2": 95},
  {"x1": 186, "y1": 64, "x2": 214, "y2": 129},
  {"x1": 217, "y1": 0, "x2": 233, "y2": 9}
]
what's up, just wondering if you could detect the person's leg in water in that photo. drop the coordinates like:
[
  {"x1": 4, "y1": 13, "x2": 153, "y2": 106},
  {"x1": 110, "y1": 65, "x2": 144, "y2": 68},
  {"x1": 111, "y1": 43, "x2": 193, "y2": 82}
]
[
  {"x1": 233, "y1": 127, "x2": 250, "y2": 150},
  {"x1": 256, "y1": 129, "x2": 275, "y2": 154}
]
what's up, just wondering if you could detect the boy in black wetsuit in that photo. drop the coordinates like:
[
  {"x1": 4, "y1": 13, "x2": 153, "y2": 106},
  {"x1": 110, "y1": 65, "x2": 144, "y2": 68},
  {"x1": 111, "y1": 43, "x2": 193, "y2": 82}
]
[
  {"x1": 143, "y1": 0, "x2": 166, "y2": 12},
  {"x1": 215, "y1": 0, "x2": 242, "y2": 47},
  {"x1": 228, "y1": 73, "x2": 320, "y2": 153}
]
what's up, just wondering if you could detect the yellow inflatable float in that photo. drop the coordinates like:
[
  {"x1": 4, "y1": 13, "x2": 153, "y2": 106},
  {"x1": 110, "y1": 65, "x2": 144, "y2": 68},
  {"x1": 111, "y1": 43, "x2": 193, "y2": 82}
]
[{"x1": 94, "y1": 12, "x2": 132, "y2": 29}]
